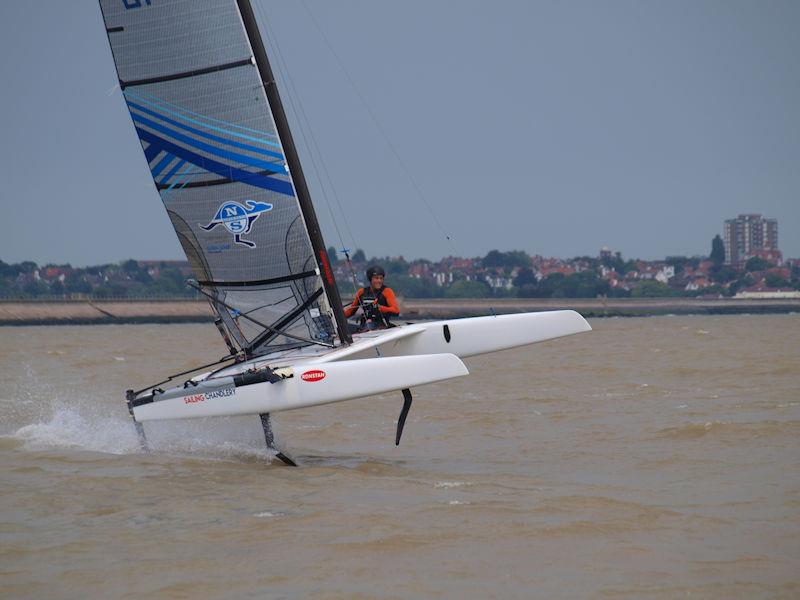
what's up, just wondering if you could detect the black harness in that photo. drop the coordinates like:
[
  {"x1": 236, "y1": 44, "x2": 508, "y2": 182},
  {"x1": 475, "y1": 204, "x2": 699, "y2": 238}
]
[{"x1": 358, "y1": 285, "x2": 393, "y2": 329}]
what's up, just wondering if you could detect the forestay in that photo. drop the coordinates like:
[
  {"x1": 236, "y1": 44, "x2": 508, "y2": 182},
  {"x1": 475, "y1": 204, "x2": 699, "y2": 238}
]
[{"x1": 99, "y1": 0, "x2": 343, "y2": 355}]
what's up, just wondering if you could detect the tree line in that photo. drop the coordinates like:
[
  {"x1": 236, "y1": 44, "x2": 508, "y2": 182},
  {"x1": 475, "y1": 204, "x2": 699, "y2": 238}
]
[{"x1": 2, "y1": 238, "x2": 798, "y2": 300}]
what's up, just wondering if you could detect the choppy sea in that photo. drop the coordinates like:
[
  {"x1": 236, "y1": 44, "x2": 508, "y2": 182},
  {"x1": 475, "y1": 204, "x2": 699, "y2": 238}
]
[{"x1": 1, "y1": 315, "x2": 798, "y2": 599}]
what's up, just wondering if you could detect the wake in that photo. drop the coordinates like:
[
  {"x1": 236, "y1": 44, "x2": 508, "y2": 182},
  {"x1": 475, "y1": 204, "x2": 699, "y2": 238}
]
[{"x1": 8, "y1": 402, "x2": 283, "y2": 462}]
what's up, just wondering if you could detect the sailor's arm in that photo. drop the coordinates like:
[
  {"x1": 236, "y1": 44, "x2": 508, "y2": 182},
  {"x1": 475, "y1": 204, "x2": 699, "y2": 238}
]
[
  {"x1": 378, "y1": 287, "x2": 400, "y2": 316},
  {"x1": 343, "y1": 288, "x2": 364, "y2": 318}
]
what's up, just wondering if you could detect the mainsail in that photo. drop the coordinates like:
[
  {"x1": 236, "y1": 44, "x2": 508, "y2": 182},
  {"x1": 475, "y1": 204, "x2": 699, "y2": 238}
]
[{"x1": 99, "y1": 0, "x2": 350, "y2": 355}]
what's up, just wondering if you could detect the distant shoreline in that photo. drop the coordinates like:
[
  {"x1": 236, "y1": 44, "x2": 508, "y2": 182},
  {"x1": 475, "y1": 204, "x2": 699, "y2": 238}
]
[{"x1": 0, "y1": 297, "x2": 797, "y2": 326}]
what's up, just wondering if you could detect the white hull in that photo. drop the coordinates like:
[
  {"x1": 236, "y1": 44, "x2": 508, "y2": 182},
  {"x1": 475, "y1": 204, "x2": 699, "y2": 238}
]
[
  {"x1": 319, "y1": 310, "x2": 591, "y2": 362},
  {"x1": 133, "y1": 353, "x2": 467, "y2": 421},
  {"x1": 131, "y1": 310, "x2": 590, "y2": 422}
]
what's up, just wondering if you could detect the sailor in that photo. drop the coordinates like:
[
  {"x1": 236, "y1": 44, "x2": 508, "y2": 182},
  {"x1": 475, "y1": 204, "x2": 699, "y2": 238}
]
[{"x1": 344, "y1": 265, "x2": 400, "y2": 330}]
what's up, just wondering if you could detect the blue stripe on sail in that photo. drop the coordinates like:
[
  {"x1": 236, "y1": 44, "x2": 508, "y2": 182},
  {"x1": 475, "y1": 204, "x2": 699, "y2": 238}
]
[
  {"x1": 127, "y1": 100, "x2": 284, "y2": 160},
  {"x1": 124, "y1": 90, "x2": 282, "y2": 148},
  {"x1": 126, "y1": 89, "x2": 280, "y2": 140},
  {"x1": 176, "y1": 171, "x2": 198, "y2": 191},
  {"x1": 131, "y1": 113, "x2": 285, "y2": 174},
  {"x1": 150, "y1": 152, "x2": 174, "y2": 178},
  {"x1": 143, "y1": 143, "x2": 161, "y2": 164},
  {"x1": 136, "y1": 127, "x2": 294, "y2": 196},
  {"x1": 161, "y1": 161, "x2": 189, "y2": 201},
  {"x1": 160, "y1": 162, "x2": 195, "y2": 205},
  {"x1": 159, "y1": 158, "x2": 185, "y2": 187}
]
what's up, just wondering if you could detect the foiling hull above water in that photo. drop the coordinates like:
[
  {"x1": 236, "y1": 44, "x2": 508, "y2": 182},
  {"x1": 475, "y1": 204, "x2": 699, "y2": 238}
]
[{"x1": 127, "y1": 311, "x2": 591, "y2": 422}]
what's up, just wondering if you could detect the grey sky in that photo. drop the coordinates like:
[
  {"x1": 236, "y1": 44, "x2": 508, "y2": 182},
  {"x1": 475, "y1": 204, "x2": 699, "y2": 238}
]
[{"x1": 1, "y1": 1, "x2": 798, "y2": 267}]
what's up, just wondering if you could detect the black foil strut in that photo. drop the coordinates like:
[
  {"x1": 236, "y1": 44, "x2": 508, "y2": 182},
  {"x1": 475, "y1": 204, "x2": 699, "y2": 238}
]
[
  {"x1": 260, "y1": 413, "x2": 297, "y2": 466},
  {"x1": 396, "y1": 388, "x2": 413, "y2": 445}
]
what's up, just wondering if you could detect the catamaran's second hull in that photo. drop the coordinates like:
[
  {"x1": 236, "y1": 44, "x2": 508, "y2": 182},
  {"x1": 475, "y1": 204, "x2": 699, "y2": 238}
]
[
  {"x1": 128, "y1": 310, "x2": 590, "y2": 422},
  {"x1": 317, "y1": 310, "x2": 592, "y2": 363}
]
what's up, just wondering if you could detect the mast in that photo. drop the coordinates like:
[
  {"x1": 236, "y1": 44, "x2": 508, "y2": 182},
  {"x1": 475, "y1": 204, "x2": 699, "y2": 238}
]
[{"x1": 236, "y1": 0, "x2": 352, "y2": 345}]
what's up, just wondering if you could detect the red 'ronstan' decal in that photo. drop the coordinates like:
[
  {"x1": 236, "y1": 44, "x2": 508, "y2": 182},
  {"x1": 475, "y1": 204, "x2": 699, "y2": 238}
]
[{"x1": 301, "y1": 370, "x2": 326, "y2": 382}]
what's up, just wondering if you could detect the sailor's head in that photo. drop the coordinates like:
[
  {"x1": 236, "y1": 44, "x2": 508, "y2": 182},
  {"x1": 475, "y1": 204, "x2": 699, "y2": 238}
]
[{"x1": 366, "y1": 265, "x2": 386, "y2": 289}]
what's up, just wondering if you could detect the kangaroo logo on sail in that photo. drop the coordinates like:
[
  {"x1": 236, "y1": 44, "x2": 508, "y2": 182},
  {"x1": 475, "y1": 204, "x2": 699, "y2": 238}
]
[{"x1": 201, "y1": 200, "x2": 273, "y2": 249}]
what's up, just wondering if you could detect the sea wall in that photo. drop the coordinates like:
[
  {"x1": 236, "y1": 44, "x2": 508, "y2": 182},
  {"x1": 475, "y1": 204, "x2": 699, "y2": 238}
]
[
  {"x1": 402, "y1": 297, "x2": 800, "y2": 319},
  {"x1": 1, "y1": 297, "x2": 798, "y2": 326},
  {"x1": 0, "y1": 300, "x2": 213, "y2": 326}
]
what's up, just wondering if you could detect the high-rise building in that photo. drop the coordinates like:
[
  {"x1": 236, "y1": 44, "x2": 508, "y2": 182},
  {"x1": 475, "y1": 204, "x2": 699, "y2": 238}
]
[{"x1": 723, "y1": 214, "x2": 779, "y2": 266}]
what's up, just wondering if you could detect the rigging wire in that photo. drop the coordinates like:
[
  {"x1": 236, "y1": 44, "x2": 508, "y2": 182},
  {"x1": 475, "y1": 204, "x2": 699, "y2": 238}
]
[
  {"x1": 298, "y1": 0, "x2": 461, "y2": 257},
  {"x1": 131, "y1": 353, "x2": 241, "y2": 397},
  {"x1": 254, "y1": 2, "x2": 364, "y2": 300},
  {"x1": 264, "y1": 34, "x2": 360, "y2": 258},
  {"x1": 252, "y1": 2, "x2": 467, "y2": 321},
  {"x1": 253, "y1": 4, "x2": 356, "y2": 252},
  {"x1": 188, "y1": 281, "x2": 334, "y2": 349}
]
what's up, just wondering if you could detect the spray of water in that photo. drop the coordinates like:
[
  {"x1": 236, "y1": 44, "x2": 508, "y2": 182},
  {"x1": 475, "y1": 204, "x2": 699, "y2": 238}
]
[{"x1": 8, "y1": 395, "x2": 285, "y2": 462}]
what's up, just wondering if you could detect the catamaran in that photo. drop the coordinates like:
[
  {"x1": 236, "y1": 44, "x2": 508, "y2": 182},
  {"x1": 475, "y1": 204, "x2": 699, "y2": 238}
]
[{"x1": 98, "y1": 0, "x2": 591, "y2": 465}]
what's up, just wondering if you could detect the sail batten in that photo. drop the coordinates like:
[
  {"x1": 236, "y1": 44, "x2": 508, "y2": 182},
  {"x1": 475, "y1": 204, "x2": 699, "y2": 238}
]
[
  {"x1": 198, "y1": 271, "x2": 318, "y2": 288},
  {"x1": 99, "y1": 0, "x2": 344, "y2": 355},
  {"x1": 120, "y1": 57, "x2": 254, "y2": 89}
]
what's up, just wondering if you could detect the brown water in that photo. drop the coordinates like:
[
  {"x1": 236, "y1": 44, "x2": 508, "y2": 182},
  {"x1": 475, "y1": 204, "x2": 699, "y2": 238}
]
[{"x1": 1, "y1": 315, "x2": 798, "y2": 599}]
